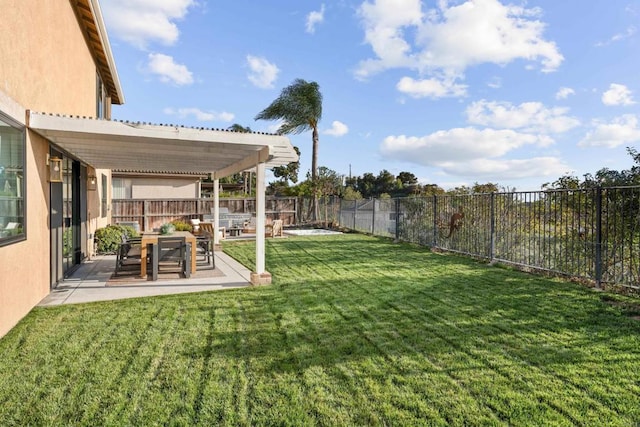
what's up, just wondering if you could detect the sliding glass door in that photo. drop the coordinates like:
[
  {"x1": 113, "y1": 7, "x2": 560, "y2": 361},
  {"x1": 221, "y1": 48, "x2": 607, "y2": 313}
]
[{"x1": 51, "y1": 152, "x2": 85, "y2": 286}]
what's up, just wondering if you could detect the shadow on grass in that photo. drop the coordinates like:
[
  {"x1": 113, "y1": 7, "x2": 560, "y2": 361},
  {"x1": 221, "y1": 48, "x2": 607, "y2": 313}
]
[{"x1": 183, "y1": 248, "x2": 638, "y2": 376}]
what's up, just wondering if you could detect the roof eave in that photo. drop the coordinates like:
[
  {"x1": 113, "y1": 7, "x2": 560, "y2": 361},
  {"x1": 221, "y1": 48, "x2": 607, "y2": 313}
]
[{"x1": 73, "y1": 0, "x2": 124, "y2": 105}]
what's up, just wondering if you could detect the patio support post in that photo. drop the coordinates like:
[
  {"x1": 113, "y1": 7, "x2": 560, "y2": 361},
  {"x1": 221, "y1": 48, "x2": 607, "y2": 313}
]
[
  {"x1": 251, "y1": 161, "x2": 271, "y2": 285},
  {"x1": 213, "y1": 177, "x2": 220, "y2": 247}
]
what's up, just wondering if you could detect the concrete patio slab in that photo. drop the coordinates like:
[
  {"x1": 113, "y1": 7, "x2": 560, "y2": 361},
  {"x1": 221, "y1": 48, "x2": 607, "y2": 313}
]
[{"x1": 38, "y1": 251, "x2": 252, "y2": 306}]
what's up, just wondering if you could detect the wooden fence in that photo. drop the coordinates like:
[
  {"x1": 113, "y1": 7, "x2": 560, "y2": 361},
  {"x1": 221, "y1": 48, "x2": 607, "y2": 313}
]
[{"x1": 111, "y1": 197, "x2": 300, "y2": 232}]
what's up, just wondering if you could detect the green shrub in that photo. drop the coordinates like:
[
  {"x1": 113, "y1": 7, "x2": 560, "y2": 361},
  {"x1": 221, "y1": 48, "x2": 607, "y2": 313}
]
[
  {"x1": 94, "y1": 225, "x2": 139, "y2": 254},
  {"x1": 170, "y1": 219, "x2": 193, "y2": 232}
]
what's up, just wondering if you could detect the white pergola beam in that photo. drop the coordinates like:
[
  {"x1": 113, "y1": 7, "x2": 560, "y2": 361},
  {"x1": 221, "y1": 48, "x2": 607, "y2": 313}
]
[{"x1": 213, "y1": 146, "x2": 271, "y2": 180}]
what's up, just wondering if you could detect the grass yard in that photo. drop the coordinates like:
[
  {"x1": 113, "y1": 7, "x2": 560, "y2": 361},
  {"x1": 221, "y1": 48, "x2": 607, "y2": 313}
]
[{"x1": 1, "y1": 234, "x2": 640, "y2": 425}]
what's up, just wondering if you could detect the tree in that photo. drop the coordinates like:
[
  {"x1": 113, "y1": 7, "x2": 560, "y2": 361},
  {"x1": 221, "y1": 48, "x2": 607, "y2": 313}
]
[
  {"x1": 421, "y1": 184, "x2": 445, "y2": 196},
  {"x1": 255, "y1": 78, "x2": 323, "y2": 219},
  {"x1": 472, "y1": 182, "x2": 500, "y2": 194},
  {"x1": 342, "y1": 186, "x2": 363, "y2": 200},
  {"x1": 227, "y1": 124, "x2": 254, "y2": 194},
  {"x1": 357, "y1": 173, "x2": 376, "y2": 198},
  {"x1": 397, "y1": 171, "x2": 418, "y2": 186},
  {"x1": 227, "y1": 123, "x2": 252, "y2": 133},
  {"x1": 272, "y1": 146, "x2": 301, "y2": 185},
  {"x1": 375, "y1": 169, "x2": 398, "y2": 196},
  {"x1": 314, "y1": 166, "x2": 344, "y2": 198}
]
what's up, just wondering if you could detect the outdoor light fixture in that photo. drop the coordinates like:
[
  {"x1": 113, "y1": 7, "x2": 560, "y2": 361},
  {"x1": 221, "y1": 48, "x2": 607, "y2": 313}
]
[
  {"x1": 47, "y1": 155, "x2": 63, "y2": 182},
  {"x1": 87, "y1": 174, "x2": 97, "y2": 190}
]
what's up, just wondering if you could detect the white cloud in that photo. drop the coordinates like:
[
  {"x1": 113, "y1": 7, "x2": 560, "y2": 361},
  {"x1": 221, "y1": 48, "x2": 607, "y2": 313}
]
[
  {"x1": 101, "y1": 0, "x2": 196, "y2": 49},
  {"x1": 595, "y1": 26, "x2": 637, "y2": 47},
  {"x1": 380, "y1": 127, "x2": 564, "y2": 180},
  {"x1": 356, "y1": 0, "x2": 563, "y2": 86},
  {"x1": 578, "y1": 114, "x2": 640, "y2": 148},
  {"x1": 380, "y1": 127, "x2": 552, "y2": 164},
  {"x1": 441, "y1": 157, "x2": 569, "y2": 179},
  {"x1": 355, "y1": 0, "x2": 424, "y2": 79},
  {"x1": 466, "y1": 100, "x2": 580, "y2": 134},
  {"x1": 396, "y1": 76, "x2": 467, "y2": 98},
  {"x1": 147, "y1": 53, "x2": 193, "y2": 85},
  {"x1": 306, "y1": 4, "x2": 326, "y2": 34},
  {"x1": 163, "y1": 107, "x2": 234, "y2": 122},
  {"x1": 555, "y1": 87, "x2": 575, "y2": 100},
  {"x1": 246, "y1": 55, "x2": 280, "y2": 89},
  {"x1": 602, "y1": 83, "x2": 636, "y2": 106},
  {"x1": 324, "y1": 121, "x2": 349, "y2": 136}
]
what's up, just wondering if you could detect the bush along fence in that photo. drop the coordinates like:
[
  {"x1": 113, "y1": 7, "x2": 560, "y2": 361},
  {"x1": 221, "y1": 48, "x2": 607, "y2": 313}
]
[{"x1": 338, "y1": 186, "x2": 640, "y2": 291}]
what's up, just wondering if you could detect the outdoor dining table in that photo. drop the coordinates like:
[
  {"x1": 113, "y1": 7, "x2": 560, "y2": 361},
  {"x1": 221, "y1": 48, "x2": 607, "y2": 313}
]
[{"x1": 139, "y1": 231, "x2": 198, "y2": 278}]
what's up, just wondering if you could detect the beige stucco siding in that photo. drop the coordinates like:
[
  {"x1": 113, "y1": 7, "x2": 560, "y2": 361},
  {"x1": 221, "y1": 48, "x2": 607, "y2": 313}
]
[
  {"x1": 0, "y1": 130, "x2": 50, "y2": 338},
  {"x1": 0, "y1": 0, "x2": 98, "y2": 116},
  {"x1": 0, "y1": 1, "x2": 103, "y2": 336},
  {"x1": 129, "y1": 178, "x2": 200, "y2": 199},
  {"x1": 87, "y1": 168, "x2": 112, "y2": 258}
]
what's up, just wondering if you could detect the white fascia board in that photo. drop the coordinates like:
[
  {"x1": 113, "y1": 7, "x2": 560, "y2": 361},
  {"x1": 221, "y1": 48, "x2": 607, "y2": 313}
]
[{"x1": 89, "y1": 0, "x2": 125, "y2": 104}]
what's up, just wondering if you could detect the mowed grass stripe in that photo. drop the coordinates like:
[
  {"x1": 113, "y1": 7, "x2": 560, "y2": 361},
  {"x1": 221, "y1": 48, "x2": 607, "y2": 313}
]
[
  {"x1": 262, "y1": 242, "x2": 528, "y2": 421},
  {"x1": 229, "y1": 236, "x2": 640, "y2": 426},
  {"x1": 0, "y1": 234, "x2": 639, "y2": 425}
]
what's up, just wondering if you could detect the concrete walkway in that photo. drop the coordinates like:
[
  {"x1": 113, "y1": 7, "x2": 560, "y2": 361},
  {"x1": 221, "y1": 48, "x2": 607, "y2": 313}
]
[{"x1": 38, "y1": 251, "x2": 252, "y2": 306}]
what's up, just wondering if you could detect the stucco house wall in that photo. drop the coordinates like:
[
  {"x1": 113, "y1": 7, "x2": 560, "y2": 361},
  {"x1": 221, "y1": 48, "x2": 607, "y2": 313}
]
[
  {"x1": 113, "y1": 173, "x2": 202, "y2": 200},
  {"x1": 0, "y1": 1, "x2": 109, "y2": 337}
]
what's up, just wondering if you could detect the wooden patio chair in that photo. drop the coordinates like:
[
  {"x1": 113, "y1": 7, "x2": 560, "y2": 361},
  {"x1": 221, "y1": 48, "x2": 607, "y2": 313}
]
[
  {"x1": 266, "y1": 219, "x2": 284, "y2": 237},
  {"x1": 195, "y1": 223, "x2": 216, "y2": 269},
  {"x1": 242, "y1": 216, "x2": 257, "y2": 234}
]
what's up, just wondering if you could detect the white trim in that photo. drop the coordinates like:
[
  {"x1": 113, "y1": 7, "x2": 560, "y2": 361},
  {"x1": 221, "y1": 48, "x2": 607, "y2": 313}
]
[
  {"x1": 213, "y1": 178, "x2": 220, "y2": 245},
  {"x1": 255, "y1": 162, "x2": 266, "y2": 274},
  {"x1": 89, "y1": 0, "x2": 125, "y2": 104},
  {"x1": 0, "y1": 90, "x2": 26, "y2": 126}
]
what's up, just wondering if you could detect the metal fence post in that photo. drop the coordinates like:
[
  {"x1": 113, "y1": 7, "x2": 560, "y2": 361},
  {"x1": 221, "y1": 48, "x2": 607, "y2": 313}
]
[
  {"x1": 372, "y1": 198, "x2": 376, "y2": 235},
  {"x1": 395, "y1": 198, "x2": 400, "y2": 240},
  {"x1": 432, "y1": 195, "x2": 437, "y2": 246},
  {"x1": 490, "y1": 192, "x2": 495, "y2": 261},
  {"x1": 595, "y1": 187, "x2": 603, "y2": 289},
  {"x1": 353, "y1": 200, "x2": 358, "y2": 230}
]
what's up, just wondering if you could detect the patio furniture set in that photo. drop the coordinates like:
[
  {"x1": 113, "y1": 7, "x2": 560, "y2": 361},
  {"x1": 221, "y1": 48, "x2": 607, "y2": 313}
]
[{"x1": 114, "y1": 229, "x2": 214, "y2": 280}]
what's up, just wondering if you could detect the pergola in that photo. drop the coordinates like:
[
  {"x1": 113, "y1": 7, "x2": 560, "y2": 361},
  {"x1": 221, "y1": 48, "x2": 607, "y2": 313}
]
[{"x1": 28, "y1": 111, "x2": 298, "y2": 284}]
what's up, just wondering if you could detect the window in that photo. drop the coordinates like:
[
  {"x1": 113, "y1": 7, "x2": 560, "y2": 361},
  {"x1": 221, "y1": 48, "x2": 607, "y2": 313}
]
[
  {"x1": 112, "y1": 177, "x2": 132, "y2": 199},
  {"x1": 0, "y1": 115, "x2": 25, "y2": 246},
  {"x1": 96, "y1": 73, "x2": 107, "y2": 119},
  {"x1": 101, "y1": 174, "x2": 108, "y2": 218}
]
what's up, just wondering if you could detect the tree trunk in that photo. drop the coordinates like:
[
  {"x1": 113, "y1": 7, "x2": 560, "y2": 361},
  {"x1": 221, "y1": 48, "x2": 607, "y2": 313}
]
[{"x1": 312, "y1": 126, "x2": 319, "y2": 222}]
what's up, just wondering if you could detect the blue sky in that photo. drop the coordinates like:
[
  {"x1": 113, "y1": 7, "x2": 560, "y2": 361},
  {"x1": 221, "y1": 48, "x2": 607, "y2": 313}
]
[{"x1": 100, "y1": 0, "x2": 640, "y2": 191}]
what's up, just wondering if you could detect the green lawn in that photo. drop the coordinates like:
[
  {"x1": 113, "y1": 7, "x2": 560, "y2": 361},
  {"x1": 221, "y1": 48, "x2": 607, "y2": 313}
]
[{"x1": 1, "y1": 234, "x2": 639, "y2": 426}]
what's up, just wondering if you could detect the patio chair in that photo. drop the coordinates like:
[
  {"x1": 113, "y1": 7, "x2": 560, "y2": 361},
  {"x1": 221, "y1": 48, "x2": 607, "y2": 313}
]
[
  {"x1": 266, "y1": 219, "x2": 284, "y2": 237},
  {"x1": 152, "y1": 236, "x2": 191, "y2": 278},
  {"x1": 193, "y1": 222, "x2": 215, "y2": 268},
  {"x1": 114, "y1": 235, "x2": 142, "y2": 276},
  {"x1": 242, "y1": 216, "x2": 257, "y2": 234}
]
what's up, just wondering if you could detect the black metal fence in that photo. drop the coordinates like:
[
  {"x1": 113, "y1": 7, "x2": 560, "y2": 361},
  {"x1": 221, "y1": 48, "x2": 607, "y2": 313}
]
[{"x1": 339, "y1": 187, "x2": 640, "y2": 290}]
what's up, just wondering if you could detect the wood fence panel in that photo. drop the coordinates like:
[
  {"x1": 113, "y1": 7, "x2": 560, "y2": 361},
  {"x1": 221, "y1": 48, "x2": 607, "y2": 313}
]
[{"x1": 111, "y1": 197, "x2": 301, "y2": 230}]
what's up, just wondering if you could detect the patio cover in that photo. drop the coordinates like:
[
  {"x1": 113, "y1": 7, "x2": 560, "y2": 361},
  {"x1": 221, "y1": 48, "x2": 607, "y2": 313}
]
[
  {"x1": 27, "y1": 111, "x2": 298, "y2": 284},
  {"x1": 27, "y1": 112, "x2": 297, "y2": 177}
]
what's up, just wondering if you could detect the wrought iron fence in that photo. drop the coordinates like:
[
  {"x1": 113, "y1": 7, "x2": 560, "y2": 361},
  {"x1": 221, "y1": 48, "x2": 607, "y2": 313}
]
[{"x1": 339, "y1": 187, "x2": 640, "y2": 290}]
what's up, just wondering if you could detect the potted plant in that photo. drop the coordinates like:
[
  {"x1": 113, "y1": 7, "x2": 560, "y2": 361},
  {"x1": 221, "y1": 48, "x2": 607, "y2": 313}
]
[{"x1": 159, "y1": 223, "x2": 175, "y2": 235}]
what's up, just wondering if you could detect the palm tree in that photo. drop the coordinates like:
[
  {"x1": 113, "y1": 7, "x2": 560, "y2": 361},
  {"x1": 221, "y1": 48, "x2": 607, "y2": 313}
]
[
  {"x1": 227, "y1": 123, "x2": 252, "y2": 133},
  {"x1": 227, "y1": 124, "x2": 253, "y2": 194},
  {"x1": 255, "y1": 78, "x2": 322, "y2": 220}
]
